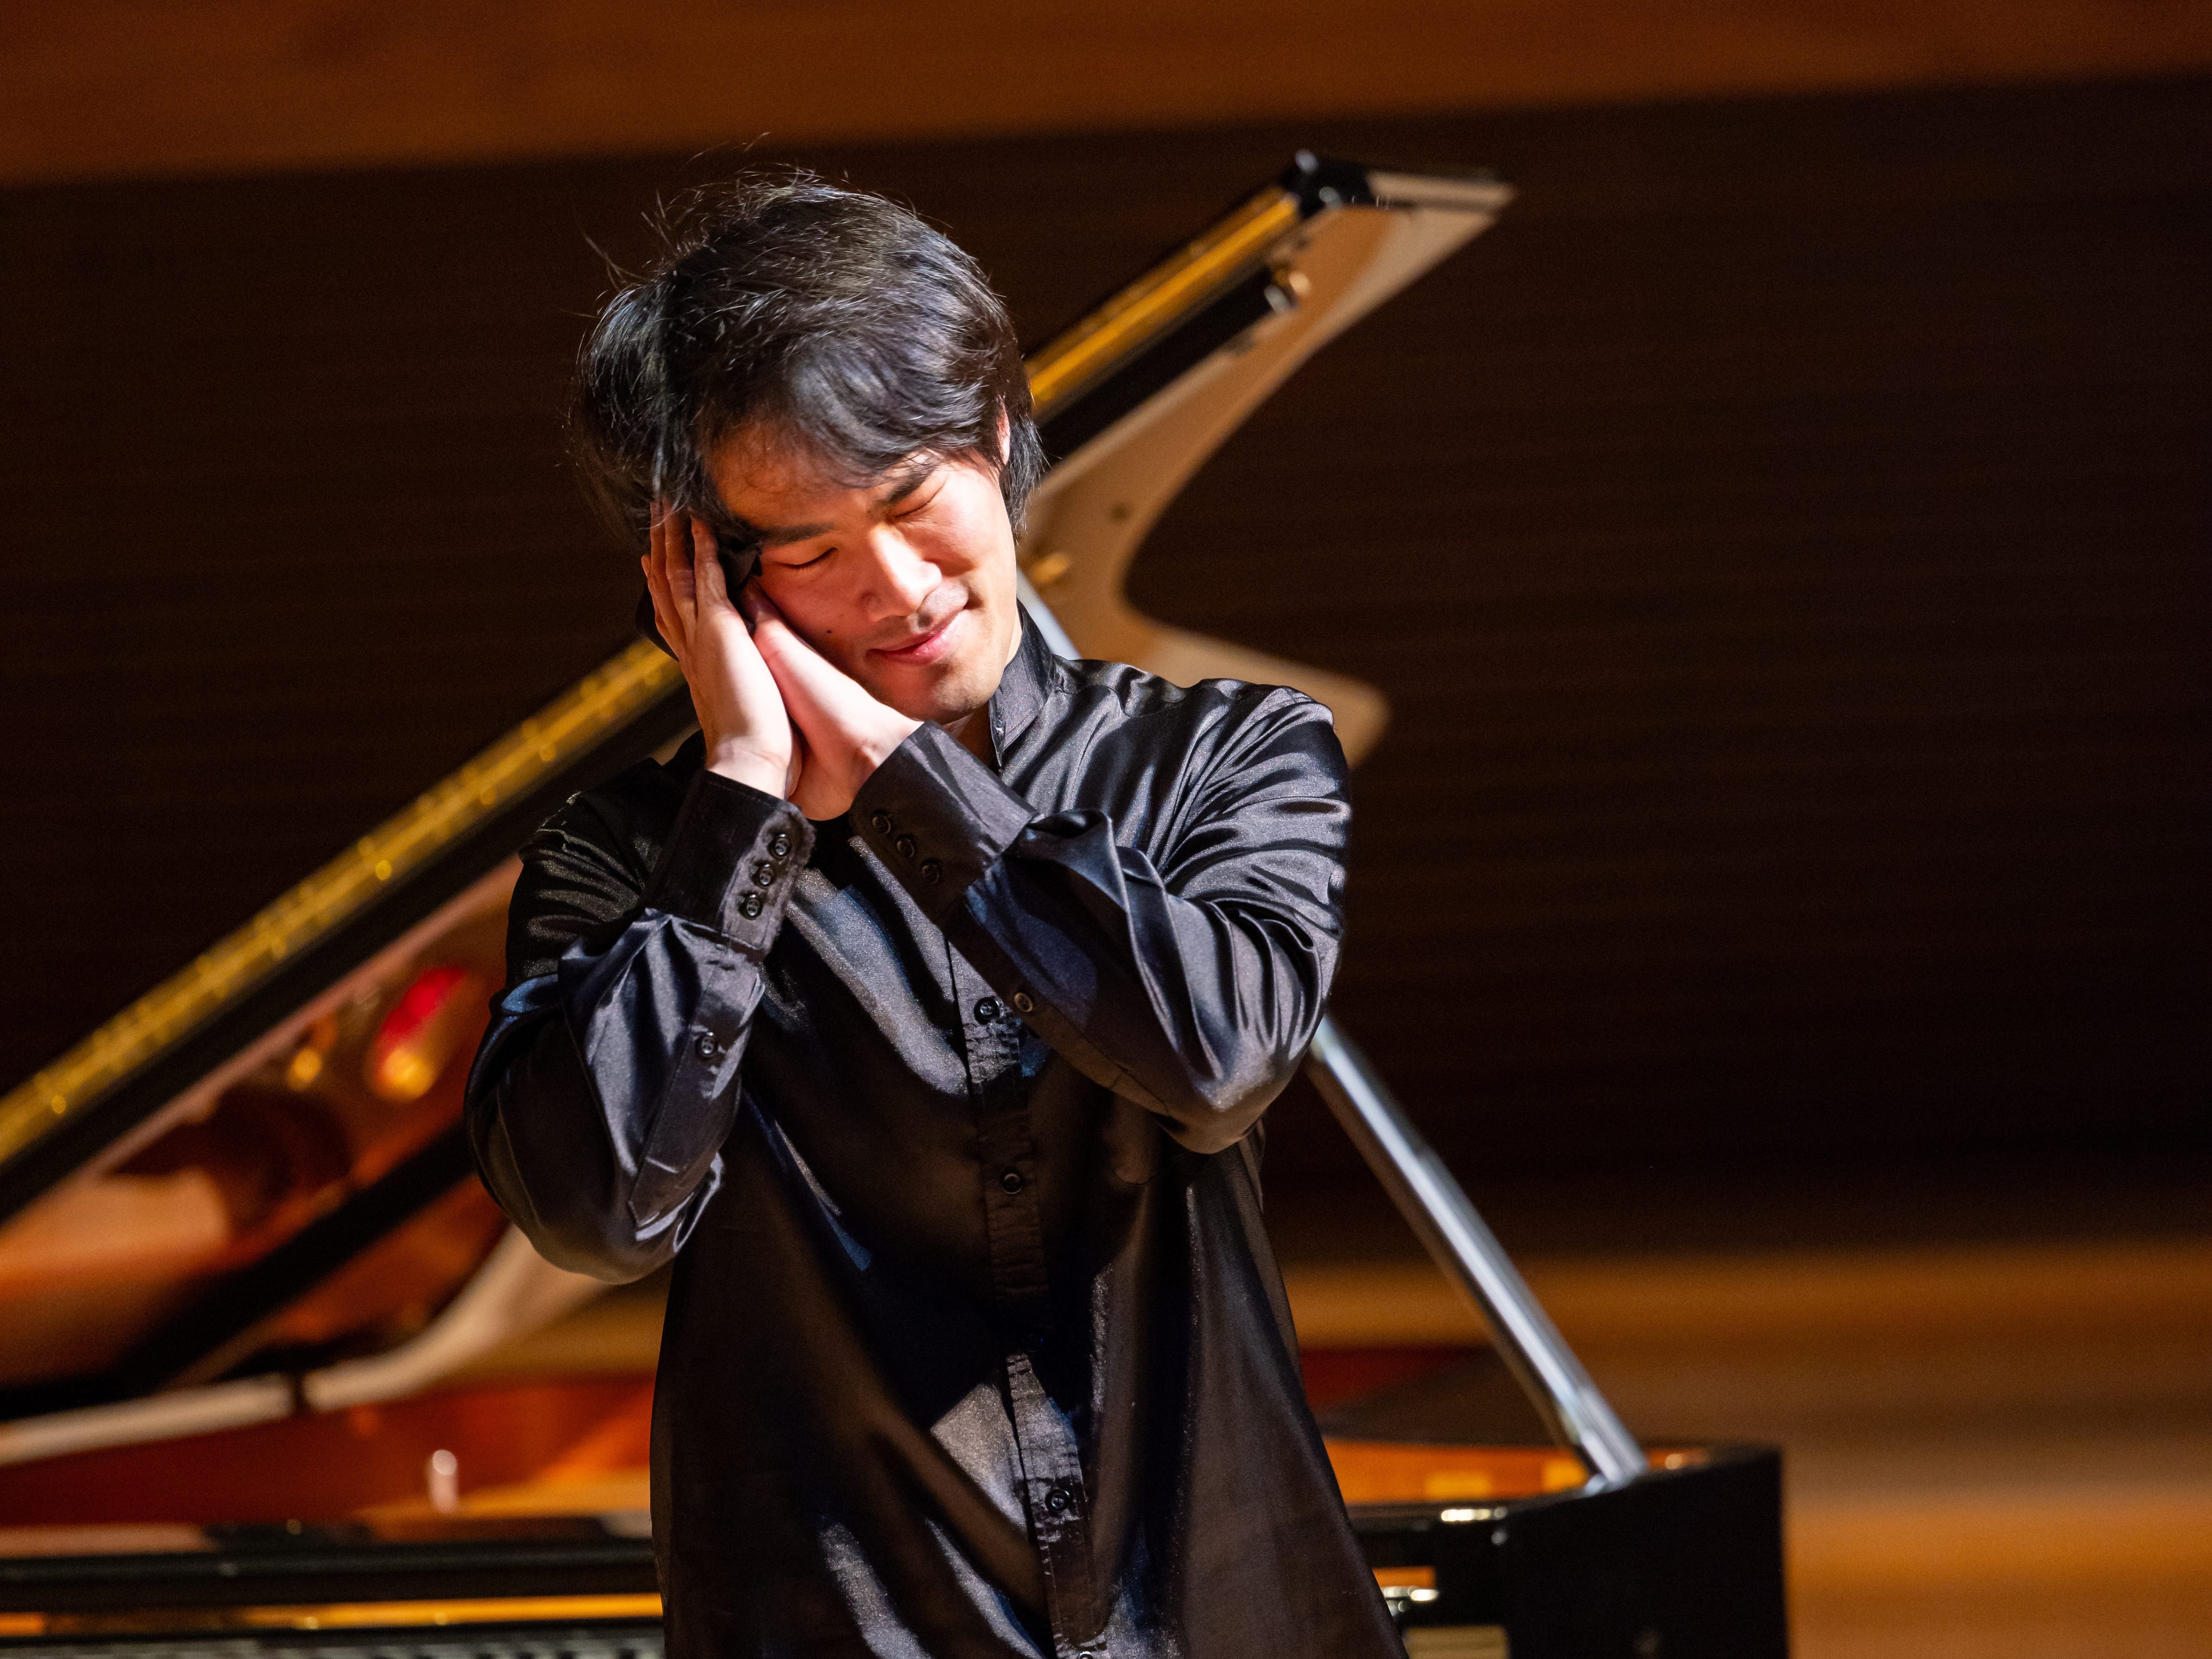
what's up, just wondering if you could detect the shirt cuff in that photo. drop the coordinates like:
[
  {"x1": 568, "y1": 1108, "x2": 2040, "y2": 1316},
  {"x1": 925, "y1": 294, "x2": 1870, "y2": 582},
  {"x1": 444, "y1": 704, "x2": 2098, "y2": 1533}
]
[
  {"x1": 850, "y1": 723, "x2": 1034, "y2": 918},
  {"x1": 642, "y1": 769, "x2": 813, "y2": 953}
]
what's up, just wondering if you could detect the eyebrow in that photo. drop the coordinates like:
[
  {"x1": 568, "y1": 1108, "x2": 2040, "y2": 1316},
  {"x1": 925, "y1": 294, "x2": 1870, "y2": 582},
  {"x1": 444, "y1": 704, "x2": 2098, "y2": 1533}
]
[{"x1": 745, "y1": 461, "x2": 940, "y2": 551}]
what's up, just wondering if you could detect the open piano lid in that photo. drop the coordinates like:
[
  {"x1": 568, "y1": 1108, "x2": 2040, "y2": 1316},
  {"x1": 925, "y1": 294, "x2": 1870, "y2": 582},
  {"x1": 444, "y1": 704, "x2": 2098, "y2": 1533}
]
[
  {"x1": 0, "y1": 157, "x2": 1786, "y2": 1658},
  {"x1": 0, "y1": 151, "x2": 1510, "y2": 1452}
]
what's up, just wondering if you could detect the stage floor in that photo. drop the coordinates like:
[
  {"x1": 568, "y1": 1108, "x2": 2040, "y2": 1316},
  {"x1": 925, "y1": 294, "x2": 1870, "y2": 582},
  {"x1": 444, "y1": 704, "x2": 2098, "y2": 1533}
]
[{"x1": 1270, "y1": 1176, "x2": 2212, "y2": 1659}]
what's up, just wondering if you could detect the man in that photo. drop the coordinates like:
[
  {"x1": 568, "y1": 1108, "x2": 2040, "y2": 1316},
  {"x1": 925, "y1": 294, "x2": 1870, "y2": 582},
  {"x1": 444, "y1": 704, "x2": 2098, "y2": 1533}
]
[{"x1": 465, "y1": 173, "x2": 1398, "y2": 1659}]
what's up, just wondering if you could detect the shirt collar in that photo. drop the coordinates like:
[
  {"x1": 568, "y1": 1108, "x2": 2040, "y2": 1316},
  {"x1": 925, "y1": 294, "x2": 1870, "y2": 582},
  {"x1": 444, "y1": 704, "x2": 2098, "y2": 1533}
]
[{"x1": 984, "y1": 609, "x2": 1057, "y2": 766}]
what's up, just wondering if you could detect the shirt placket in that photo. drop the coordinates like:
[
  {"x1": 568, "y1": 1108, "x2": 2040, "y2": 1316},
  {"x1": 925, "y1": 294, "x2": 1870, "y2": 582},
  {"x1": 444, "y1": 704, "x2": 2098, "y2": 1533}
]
[{"x1": 953, "y1": 951, "x2": 1107, "y2": 1659}]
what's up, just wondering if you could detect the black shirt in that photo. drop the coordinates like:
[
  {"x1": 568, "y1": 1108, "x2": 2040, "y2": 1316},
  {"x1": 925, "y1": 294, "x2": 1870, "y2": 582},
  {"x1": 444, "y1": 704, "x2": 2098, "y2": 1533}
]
[{"x1": 465, "y1": 617, "x2": 1398, "y2": 1658}]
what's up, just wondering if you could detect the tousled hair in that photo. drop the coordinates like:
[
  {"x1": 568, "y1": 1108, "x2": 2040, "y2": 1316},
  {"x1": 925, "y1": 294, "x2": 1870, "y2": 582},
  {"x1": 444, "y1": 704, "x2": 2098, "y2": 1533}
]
[{"x1": 571, "y1": 170, "x2": 1042, "y2": 562}]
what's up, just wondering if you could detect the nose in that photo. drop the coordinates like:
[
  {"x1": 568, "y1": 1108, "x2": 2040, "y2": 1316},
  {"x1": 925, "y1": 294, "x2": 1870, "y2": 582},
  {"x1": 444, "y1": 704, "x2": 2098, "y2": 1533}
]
[{"x1": 854, "y1": 525, "x2": 938, "y2": 621}]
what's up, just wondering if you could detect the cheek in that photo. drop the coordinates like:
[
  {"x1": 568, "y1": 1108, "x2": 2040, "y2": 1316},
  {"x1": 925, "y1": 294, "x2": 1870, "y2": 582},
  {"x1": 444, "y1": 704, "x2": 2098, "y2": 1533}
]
[
  {"x1": 757, "y1": 581, "x2": 846, "y2": 647},
  {"x1": 931, "y1": 493, "x2": 1013, "y2": 581},
  {"x1": 912, "y1": 514, "x2": 980, "y2": 574}
]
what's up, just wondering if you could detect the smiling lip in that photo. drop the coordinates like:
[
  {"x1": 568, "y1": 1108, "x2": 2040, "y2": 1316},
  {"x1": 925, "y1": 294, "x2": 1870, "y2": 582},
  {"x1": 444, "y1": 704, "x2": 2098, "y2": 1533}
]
[{"x1": 870, "y1": 610, "x2": 963, "y2": 668}]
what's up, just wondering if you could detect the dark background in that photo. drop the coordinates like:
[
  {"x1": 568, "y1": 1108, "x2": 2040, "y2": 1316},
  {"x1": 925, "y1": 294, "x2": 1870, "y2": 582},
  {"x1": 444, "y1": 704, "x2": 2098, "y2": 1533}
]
[{"x1": 4, "y1": 77, "x2": 2206, "y2": 1230}]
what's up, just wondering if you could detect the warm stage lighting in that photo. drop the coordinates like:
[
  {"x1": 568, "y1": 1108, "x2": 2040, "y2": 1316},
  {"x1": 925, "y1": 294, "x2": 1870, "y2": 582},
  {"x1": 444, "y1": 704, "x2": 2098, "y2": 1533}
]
[{"x1": 364, "y1": 965, "x2": 483, "y2": 1103}]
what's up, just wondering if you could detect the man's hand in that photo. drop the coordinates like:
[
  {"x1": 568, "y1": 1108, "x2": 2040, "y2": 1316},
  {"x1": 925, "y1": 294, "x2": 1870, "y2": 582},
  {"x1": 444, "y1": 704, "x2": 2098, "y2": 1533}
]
[
  {"x1": 642, "y1": 509, "x2": 800, "y2": 799},
  {"x1": 740, "y1": 588, "x2": 921, "y2": 821}
]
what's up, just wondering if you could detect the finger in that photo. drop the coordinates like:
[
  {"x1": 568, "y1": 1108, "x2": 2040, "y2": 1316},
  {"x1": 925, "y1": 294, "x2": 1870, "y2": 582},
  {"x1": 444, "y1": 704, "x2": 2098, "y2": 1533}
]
[
  {"x1": 747, "y1": 604, "x2": 859, "y2": 742},
  {"x1": 736, "y1": 580, "x2": 791, "y2": 632},
  {"x1": 692, "y1": 518, "x2": 735, "y2": 617},
  {"x1": 742, "y1": 591, "x2": 809, "y2": 678},
  {"x1": 741, "y1": 605, "x2": 815, "y2": 735},
  {"x1": 660, "y1": 507, "x2": 699, "y2": 632},
  {"x1": 694, "y1": 560, "x2": 780, "y2": 703},
  {"x1": 641, "y1": 553, "x2": 683, "y2": 661},
  {"x1": 649, "y1": 500, "x2": 677, "y2": 579},
  {"x1": 642, "y1": 519, "x2": 670, "y2": 638},
  {"x1": 736, "y1": 581, "x2": 776, "y2": 639},
  {"x1": 647, "y1": 505, "x2": 677, "y2": 623},
  {"x1": 642, "y1": 520, "x2": 686, "y2": 657},
  {"x1": 749, "y1": 594, "x2": 832, "y2": 677}
]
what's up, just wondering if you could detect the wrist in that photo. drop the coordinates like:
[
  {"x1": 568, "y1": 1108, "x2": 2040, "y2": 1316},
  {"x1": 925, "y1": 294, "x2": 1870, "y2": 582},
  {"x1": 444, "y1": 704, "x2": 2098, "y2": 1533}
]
[
  {"x1": 706, "y1": 740, "x2": 789, "y2": 798},
  {"x1": 858, "y1": 715, "x2": 923, "y2": 776}
]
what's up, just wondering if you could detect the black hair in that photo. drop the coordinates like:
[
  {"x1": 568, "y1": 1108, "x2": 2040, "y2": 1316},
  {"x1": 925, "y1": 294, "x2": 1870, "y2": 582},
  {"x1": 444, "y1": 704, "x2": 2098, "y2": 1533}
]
[{"x1": 571, "y1": 170, "x2": 1042, "y2": 563}]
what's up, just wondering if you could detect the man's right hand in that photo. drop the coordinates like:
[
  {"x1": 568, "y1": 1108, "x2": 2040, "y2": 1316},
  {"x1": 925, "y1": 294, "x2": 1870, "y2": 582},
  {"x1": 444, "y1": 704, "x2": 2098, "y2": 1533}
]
[{"x1": 642, "y1": 508, "x2": 800, "y2": 800}]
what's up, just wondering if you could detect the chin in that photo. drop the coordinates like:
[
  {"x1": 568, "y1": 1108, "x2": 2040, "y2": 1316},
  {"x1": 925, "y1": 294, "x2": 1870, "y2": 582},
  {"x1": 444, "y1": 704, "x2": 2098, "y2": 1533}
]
[
  {"x1": 861, "y1": 611, "x2": 1012, "y2": 726},
  {"x1": 876, "y1": 648, "x2": 999, "y2": 728}
]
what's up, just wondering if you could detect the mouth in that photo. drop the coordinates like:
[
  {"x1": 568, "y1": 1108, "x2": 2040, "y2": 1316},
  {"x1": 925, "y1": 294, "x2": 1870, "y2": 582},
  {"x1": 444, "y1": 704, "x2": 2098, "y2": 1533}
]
[{"x1": 868, "y1": 608, "x2": 964, "y2": 669}]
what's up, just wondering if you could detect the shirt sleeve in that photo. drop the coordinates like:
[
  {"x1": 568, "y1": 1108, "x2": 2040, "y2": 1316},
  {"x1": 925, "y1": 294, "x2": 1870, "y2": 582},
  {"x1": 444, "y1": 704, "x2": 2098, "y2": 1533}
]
[
  {"x1": 464, "y1": 768, "x2": 814, "y2": 1281},
  {"x1": 847, "y1": 690, "x2": 1349, "y2": 1155}
]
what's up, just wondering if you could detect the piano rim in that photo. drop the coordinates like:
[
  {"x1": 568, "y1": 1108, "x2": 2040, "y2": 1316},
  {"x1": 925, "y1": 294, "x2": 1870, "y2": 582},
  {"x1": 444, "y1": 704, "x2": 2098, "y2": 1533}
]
[{"x1": 0, "y1": 1443, "x2": 1780, "y2": 1637}]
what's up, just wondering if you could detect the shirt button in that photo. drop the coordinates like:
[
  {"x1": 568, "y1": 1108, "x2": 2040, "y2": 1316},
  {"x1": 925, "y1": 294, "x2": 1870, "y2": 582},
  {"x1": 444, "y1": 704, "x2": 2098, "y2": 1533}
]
[
  {"x1": 999, "y1": 1169, "x2": 1024, "y2": 1195},
  {"x1": 974, "y1": 998, "x2": 1000, "y2": 1024},
  {"x1": 1011, "y1": 992, "x2": 1035, "y2": 1015},
  {"x1": 738, "y1": 891, "x2": 764, "y2": 919},
  {"x1": 696, "y1": 1033, "x2": 720, "y2": 1059},
  {"x1": 768, "y1": 832, "x2": 792, "y2": 858},
  {"x1": 869, "y1": 810, "x2": 892, "y2": 834},
  {"x1": 1043, "y1": 1485, "x2": 1071, "y2": 1514}
]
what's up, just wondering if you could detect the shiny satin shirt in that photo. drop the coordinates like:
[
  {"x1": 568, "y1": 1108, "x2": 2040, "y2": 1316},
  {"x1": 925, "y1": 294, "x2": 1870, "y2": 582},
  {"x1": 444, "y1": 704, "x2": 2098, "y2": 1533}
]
[{"x1": 465, "y1": 619, "x2": 1400, "y2": 1658}]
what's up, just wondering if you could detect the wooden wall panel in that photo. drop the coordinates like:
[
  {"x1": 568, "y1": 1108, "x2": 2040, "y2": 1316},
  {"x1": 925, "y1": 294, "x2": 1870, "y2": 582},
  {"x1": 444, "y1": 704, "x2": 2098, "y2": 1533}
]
[
  {"x1": 8, "y1": 0, "x2": 2212, "y2": 187},
  {"x1": 0, "y1": 77, "x2": 2204, "y2": 1181},
  {"x1": 1128, "y1": 85, "x2": 2212, "y2": 1174}
]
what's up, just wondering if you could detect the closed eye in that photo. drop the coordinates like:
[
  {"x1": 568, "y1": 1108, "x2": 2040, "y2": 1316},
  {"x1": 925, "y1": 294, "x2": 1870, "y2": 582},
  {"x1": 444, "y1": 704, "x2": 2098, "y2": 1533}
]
[{"x1": 770, "y1": 545, "x2": 834, "y2": 572}]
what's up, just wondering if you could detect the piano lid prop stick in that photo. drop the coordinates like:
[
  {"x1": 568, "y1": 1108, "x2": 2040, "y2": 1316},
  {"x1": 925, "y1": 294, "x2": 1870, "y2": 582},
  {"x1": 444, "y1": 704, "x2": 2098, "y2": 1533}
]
[{"x1": 1304, "y1": 1014, "x2": 1647, "y2": 1487}]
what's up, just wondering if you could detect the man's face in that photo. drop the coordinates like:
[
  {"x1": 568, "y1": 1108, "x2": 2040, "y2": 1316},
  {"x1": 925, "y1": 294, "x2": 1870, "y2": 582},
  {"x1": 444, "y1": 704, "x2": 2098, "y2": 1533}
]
[{"x1": 707, "y1": 432, "x2": 1022, "y2": 729}]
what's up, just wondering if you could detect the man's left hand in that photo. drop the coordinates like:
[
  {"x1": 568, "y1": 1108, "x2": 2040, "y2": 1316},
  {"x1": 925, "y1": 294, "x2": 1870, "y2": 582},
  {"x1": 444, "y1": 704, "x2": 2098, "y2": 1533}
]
[{"x1": 741, "y1": 588, "x2": 921, "y2": 820}]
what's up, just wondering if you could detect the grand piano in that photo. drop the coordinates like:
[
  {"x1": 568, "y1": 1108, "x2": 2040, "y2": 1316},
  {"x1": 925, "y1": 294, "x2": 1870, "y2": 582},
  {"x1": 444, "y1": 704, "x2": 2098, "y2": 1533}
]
[{"x1": 0, "y1": 156, "x2": 1787, "y2": 1658}]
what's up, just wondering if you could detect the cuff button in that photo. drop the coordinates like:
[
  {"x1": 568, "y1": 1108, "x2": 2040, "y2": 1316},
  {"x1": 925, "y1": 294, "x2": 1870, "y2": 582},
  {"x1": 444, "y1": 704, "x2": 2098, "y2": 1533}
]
[
  {"x1": 1012, "y1": 991, "x2": 1035, "y2": 1015},
  {"x1": 893, "y1": 834, "x2": 917, "y2": 862},
  {"x1": 738, "y1": 891, "x2": 765, "y2": 920},
  {"x1": 696, "y1": 1032, "x2": 721, "y2": 1059},
  {"x1": 768, "y1": 832, "x2": 792, "y2": 857},
  {"x1": 920, "y1": 859, "x2": 941, "y2": 884},
  {"x1": 868, "y1": 810, "x2": 892, "y2": 834},
  {"x1": 751, "y1": 859, "x2": 778, "y2": 886}
]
